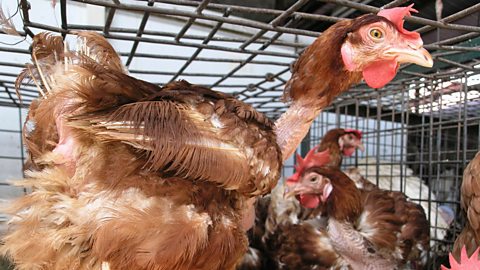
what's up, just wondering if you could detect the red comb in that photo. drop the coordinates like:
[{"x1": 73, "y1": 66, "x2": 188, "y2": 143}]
[
  {"x1": 441, "y1": 246, "x2": 480, "y2": 270},
  {"x1": 344, "y1": 129, "x2": 362, "y2": 140},
  {"x1": 286, "y1": 147, "x2": 331, "y2": 184},
  {"x1": 378, "y1": 4, "x2": 422, "y2": 46}
]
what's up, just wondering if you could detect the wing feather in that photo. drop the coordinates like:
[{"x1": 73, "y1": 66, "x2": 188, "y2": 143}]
[
  {"x1": 17, "y1": 31, "x2": 282, "y2": 196},
  {"x1": 74, "y1": 31, "x2": 126, "y2": 74},
  {"x1": 68, "y1": 100, "x2": 254, "y2": 191}
]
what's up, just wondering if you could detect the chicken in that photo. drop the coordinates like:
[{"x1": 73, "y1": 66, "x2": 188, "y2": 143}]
[
  {"x1": 284, "y1": 150, "x2": 430, "y2": 269},
  {"x1": 3, "y1": 33, "x2": 282, "y2": 270},
  {"x1": 3, "y1": 4, "x2": 432, "y2": 270},
  {"x1": 279, "y1": 128, "x2": 364, "y2": 209},
  {"x1": 237, "y1": 5, "x2": 433, "y2": 268},
  {"x1": 238, "y1": 128, "x2": 423, "y2": 269},
  {"x1": 453, "y1": 152, "x2": 480, "y2": 260},
  {"x1": 313, "y1": 128, "x2": 364, "y2": 168},
  {"x1": 273, "y1": 4, "x2": 432, "y2": 160}
]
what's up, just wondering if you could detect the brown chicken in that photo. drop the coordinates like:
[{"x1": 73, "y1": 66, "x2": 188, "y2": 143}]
[
  {"x1": 285, "y1": 151, "x2": 430, "y2": 269},
  {"x1": 3, "y1": 4, "x2": 432, "y2": 270},
  {"x1": 3, "y1": 33, "x2": 282, "y2": 270},
  {"x1": 453, "y1": 152, "x2": 480, "y2": 260},
  {"x1": 238, "y1": 128, "x2": 364, "y2": 269},
  {"x1": 273, "y1": 4, "x2": 432, "y2": 160},
  {"x1": 312, "y1": 128, "x2": 364, "y2": 168}
]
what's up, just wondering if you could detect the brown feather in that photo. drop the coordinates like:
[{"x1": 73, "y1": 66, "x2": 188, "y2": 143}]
[
  {"x1": 316, "y1": 128, "x2": 349, "y2": 168},
  {"x1": 453, "y1": 223, "x2": 480, "y2": 260},
  {"x1": 358, "y1": 189, "x2": 403, "y2": 253},
  {"x1": 346, "y1": 168, "x2": 430, "y2": 268},
  {"x1": 0, "y1": 5, "x2": 20, "y2": 36},
  {"x1": 271, "y1": 222, "x2": 341, "y2": 270},
  {"x1": 454, "y1": 151, "x2": 480, "y2": 260},
  {"x1": 283, "y1": 18, "x2": 366, "y2": 106},
  {"x1": 74, "y1": 31, "x2": 126, "y2": 74}
]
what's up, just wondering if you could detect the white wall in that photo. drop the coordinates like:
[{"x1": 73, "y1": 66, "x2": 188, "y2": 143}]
[{"x1": 0, "y1": 107, "x2": 27, "y2": 199}]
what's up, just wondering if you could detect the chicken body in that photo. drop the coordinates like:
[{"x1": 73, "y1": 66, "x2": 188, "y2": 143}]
[
  {"x1": 345, "y1": 159, "x2": 450, "y2": 239},
  {"x1": 2, "y1": 33, "x2": 282, "y2": 270},
  {"x1": 286, "y1": 167, "x2": 430, "y2": 269}
]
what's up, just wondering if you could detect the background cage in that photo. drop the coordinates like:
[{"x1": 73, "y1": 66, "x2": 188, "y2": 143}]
[{"x1": 0, "y1": 0, "x2": 479, "y2": 269}]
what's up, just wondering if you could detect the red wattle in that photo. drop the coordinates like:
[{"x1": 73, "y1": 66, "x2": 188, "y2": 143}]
[
  {"x1": 343, "y1": 147, "x2": 356, "y2": 157},
  {"x1": 299, "y1": 194, "x2": 320, "y2": 209},
  {"x1": 362, "y1": 59, "x2": 398, "y2": 88}
]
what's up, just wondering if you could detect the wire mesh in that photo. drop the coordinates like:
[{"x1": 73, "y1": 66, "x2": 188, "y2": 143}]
[
  {"x1": 306, "y1": 71, "x2": 479, "y2": 268},
  {"x1": 0, "y1": 0, "x2": 478, "y2": 118},
  {"x1": 0, "y1": 0, "x2": 479, "y2": 269}
]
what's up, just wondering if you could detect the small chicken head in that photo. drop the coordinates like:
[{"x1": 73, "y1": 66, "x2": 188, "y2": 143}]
[
  {"x1": 441, "y1": 246, "x2": 480, "y2": 270},
  {"x1": 341, "y1": 4, "x2": 433, "y2": 88},
  {"x1": 285, "y1": 170, "x2": 333, "y2": 209},
  {"x1": 284, "y1": 148, "x2": 333, "y2": 209},
  {"x1": 338, "y1": 129, "x2": 364, "y2": 156}
]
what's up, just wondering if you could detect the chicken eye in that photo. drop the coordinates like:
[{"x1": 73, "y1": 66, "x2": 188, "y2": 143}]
[
  {"x1": 369, "y1": 28, "x2": 383, "y2": 40},
  {"x1": 309, "y1": 176, "x2": 319, "y2": 183}
]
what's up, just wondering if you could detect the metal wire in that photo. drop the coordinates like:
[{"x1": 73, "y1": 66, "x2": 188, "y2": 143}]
[
  {"x1": 0, "y1": 0, "x2": 475, "y2": 117},
  {"x1": 311, "y1": 72, "x2": 479, "y2": 268}
]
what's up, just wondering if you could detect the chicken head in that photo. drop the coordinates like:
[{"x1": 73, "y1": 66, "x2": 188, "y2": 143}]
[
  {"x1": 341, "y1": 5, "x2": 433, "y2": 88},
  {"x1": 338, "y1": 129, "x2": 365, "y2": 157},
  {"x1": 285, "y1": 170, "x2": 333, "y2": 209}
]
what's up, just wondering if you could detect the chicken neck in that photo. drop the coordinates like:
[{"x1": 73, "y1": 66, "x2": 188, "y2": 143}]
[
  {"x1": 327, "y1": 218, "x2": 396, "y2": 270},
  {"x1": 274, "y1": 99, "x2": 321, "y2": 161},
  {"x1": 274, "y1": 27, "x2": 363, "y2": 161}
]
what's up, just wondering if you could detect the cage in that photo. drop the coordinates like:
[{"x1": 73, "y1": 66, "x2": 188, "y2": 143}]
[
  {"x1": 0, "y1": 0, "x2": 479, "y2": 269},
  {"x1": 307, "y1": 74, "x2": 480, "y2": 268}
]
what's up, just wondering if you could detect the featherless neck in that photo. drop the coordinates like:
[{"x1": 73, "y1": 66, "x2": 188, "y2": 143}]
[
  {"x1": 276, "y1": 21, "x2": 363, "y2": 160},
  {"x1": 327, "y1": 218, "x2": 396, "y2": 270},
  {"x1": 274, "y1": 99, "x2": 321, "y2": 161}
]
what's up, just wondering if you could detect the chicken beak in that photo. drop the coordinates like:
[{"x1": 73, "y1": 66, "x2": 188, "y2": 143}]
[
  {"x1": 386, "y1": 46, "x2": 433, "y2": 68},
  {"x1": 284, "y1": 184, "x2": 309, "y2": 199},
  {"x1": 356, "y1": 141, "x2": 365, "y2": 152}
]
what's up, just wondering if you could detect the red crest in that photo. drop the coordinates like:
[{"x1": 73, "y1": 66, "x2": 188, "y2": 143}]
[
  {"x1": 378, "y1": 4, "x2": 422, "y2": 46},
  {"x1": 286, "y1": 146, "x2": 331, "y2": 184},
  {"x1": 441, "y1": 246, "x2": 480, "y2": 270}
]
